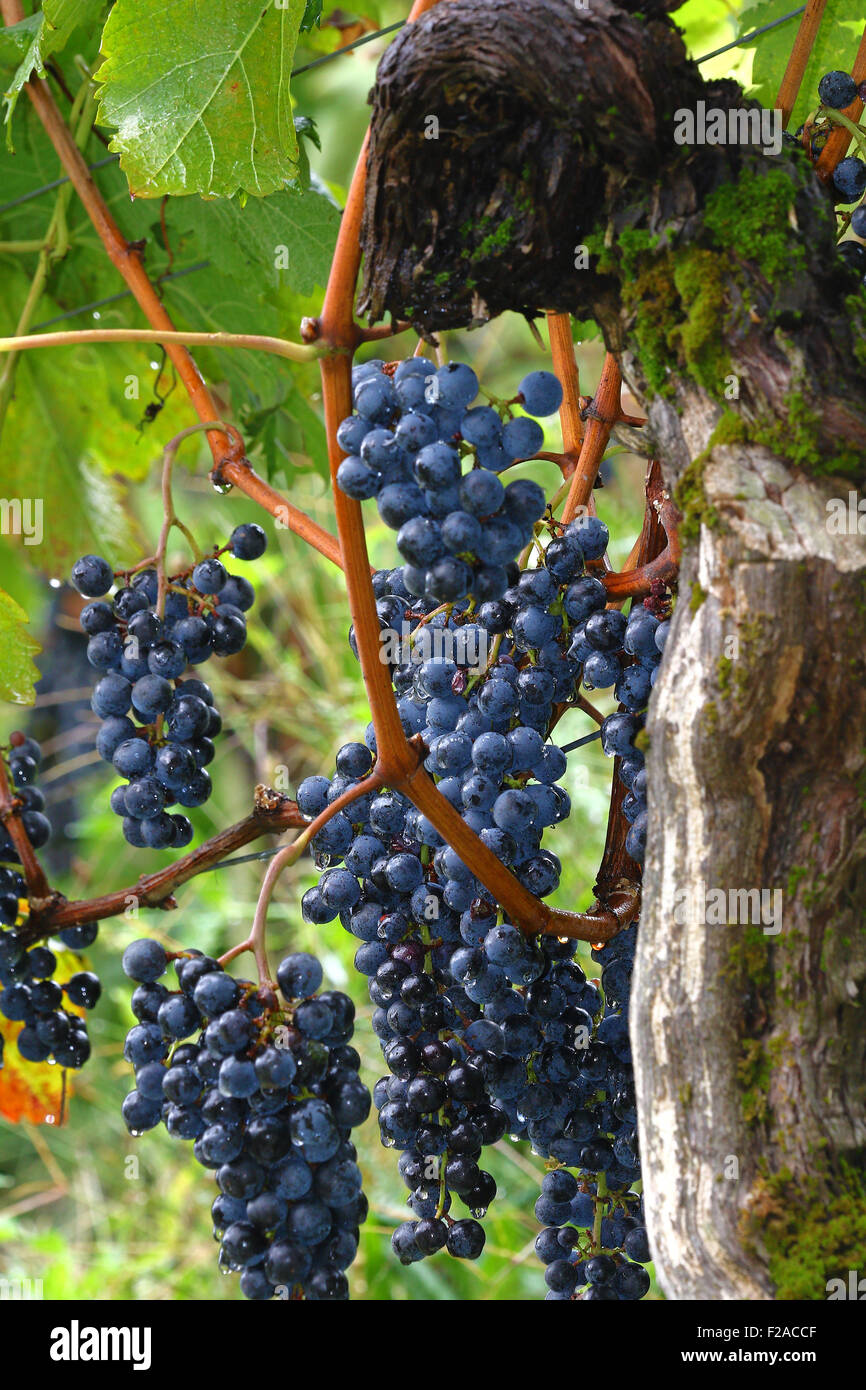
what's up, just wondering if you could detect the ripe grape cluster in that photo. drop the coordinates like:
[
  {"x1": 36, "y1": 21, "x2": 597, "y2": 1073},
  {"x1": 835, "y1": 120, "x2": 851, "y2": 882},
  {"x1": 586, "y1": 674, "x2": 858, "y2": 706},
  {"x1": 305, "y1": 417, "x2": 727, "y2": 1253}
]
[
  {"x1": 294, "y1": 446, "x2": 668, "y2": 1284},
  {"x1": 594, "y1": 593, "x2": 670, "y2": 866},
  {"x1": 533, "y1": 922, "x2": 653, "y2": 1300},
  {"x1": 121, "y1": 940, "x2": 370, "y2": 1300},
  {"x1": 70, "y1": 523, "x2": 267, "y2": 851},
  {"x1": 0, "y1": 737, "x2": 100, "y2": 1071},
  {"x1": 815, "y1": 69, "x2": 866, "y2": 204},
  {"x1": 336, "y1": 357, "x2": 563, "y2": 605},
  {"x1": 788, "y1": 68, "x2": 866, "y2": 283}
]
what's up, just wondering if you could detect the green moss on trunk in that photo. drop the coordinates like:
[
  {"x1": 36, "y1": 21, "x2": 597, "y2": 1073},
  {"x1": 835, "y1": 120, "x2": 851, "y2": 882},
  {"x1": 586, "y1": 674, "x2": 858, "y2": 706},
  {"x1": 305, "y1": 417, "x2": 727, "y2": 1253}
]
[{"x1": 742, "y1": 1161, "x2": 866, "y2": 1299}]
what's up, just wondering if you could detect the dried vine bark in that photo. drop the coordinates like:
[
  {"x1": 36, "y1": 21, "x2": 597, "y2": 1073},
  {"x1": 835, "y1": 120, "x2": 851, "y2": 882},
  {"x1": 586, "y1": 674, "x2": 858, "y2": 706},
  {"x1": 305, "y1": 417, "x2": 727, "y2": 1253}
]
[
  {"x1": 357, "y1": 0, "x2": 866, "y2": 1299},
  {"x1": 359, "y1": 0, "x2": 705, "y2": 333}
]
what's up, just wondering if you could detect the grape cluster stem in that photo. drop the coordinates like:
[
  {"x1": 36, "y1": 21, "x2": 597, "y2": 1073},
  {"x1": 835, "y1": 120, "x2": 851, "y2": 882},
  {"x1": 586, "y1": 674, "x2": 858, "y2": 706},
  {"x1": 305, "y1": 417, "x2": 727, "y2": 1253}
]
[
  {"x1": 0, "y1": 755, "x2": 51, "y2": 903},
  {"x1": 18, "y1": 789, "x2": 309, "y2": 947}
]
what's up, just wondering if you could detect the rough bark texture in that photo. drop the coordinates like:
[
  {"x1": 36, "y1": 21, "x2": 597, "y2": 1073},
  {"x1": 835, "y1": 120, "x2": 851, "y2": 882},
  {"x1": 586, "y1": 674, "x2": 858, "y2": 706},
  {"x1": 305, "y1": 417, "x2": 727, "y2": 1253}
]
[
  {"x1": 635, "y1": 457, "x2": 866, "y2": 1300},
  {"x1": 359, "y1": 0, "x2": 706, "y2": 333},
  {"x1": 359, "y1": 0, "x2": 866, "y2": 1299}
]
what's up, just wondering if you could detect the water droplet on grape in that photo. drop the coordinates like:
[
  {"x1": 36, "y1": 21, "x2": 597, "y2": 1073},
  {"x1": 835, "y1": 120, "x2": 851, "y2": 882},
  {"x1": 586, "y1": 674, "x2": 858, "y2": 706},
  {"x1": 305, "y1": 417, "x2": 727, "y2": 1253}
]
[{"x1": 212, "y1": 479, "x2": 233, "y2": 495}]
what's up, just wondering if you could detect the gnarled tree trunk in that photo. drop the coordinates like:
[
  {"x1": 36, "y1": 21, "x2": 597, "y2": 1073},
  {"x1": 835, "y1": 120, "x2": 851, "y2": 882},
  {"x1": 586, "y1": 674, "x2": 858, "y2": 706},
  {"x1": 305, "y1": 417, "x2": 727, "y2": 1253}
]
[{"x1": 359, "y1": 0, "x2": 866, "y2": 1298}]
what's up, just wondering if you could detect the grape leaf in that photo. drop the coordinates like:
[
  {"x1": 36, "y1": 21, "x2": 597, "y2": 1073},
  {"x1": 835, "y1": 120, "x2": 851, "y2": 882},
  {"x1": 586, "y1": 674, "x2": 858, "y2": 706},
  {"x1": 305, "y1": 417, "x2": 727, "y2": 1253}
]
[
  {"x1": 0, "y1": 587, "x2": 41, "y2": 705},
  {"x1": 164, "y1": 264, "x2": 330, "y2": 476},
  {"x1": 3, "y1": 1, "x2": 107, "y2": 139},
  {"x1": 739, "y1": 0, "x2": 864, "y2": 132},
  {"x1": 0, "y1": 13, "x2": 42, "y2": 69},
  {"x1": 96, "y1": 0, "x2": 307, "y2": 198},
  {"x1": 169, "y1": 183, "x2": 340, "y2": 295},
  {"x1": 0, "y1": 105, "x2": 70, "y2": 232},
  {"x1": 0, "y1": 268, "x2": 145, "y2": 566},
  {"x1": 300, "y1": 0, "x2": 323, "y2": 31}
]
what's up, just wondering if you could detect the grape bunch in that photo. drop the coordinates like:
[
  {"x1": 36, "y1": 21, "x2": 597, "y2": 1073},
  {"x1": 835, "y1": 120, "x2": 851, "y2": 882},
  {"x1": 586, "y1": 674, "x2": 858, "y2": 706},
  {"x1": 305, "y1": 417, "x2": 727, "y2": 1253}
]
[
  {"x1": 532, "y1": 921, "x2": 653, "y2": 1300},
  {"x1": 336, "y1": 357, "x2": 563, "y2": 605},
  {"x1": 0, "y1": 737, "x2": 100, "y2": 1072},
  {"x1": 591, "y1": 591, "x2": 670, "y2": 866},
  {"x1": 121, "y1": 940, "x2": 370, "y2": 1300},
  {"x1": 785, "y1": 68, "x2": 866, "y2": 282},
  {"x1": 293, "y1": 491, "x2": 667, "y2": 1275},
  {"x1": 815, "y1": 70, "x2": 866, "y2": 204},
  {"x1": 70, "y1": 522, "x2": 267, "y2": 851}
]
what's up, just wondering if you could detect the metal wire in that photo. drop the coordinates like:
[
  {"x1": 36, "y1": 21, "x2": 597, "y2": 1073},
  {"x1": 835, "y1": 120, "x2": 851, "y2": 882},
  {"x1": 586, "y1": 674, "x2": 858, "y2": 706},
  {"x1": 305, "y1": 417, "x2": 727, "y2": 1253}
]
[
  {"x1": 559, "y1": 729, "x2": 603, "y2": 754},
  {"x1": 29, "y1": 261, "x2": 211, "y2": 331},
  {"x1": 696, "y1": 5, "x2": 806, "y2": 64}
]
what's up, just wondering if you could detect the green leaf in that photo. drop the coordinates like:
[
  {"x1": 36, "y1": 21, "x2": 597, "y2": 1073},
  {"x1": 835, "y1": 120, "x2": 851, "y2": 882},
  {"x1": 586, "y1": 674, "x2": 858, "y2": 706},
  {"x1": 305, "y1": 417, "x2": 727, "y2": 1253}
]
[
  {"x1": 0, "y1": 588, "x2": 40, "y2": 706},
  {"x1": 0, "y1": 105, "x2": 69, "y2": 227},
  {"x1": 96, "y1": 0, "x2": 307, "y2": 198},
  {"x1": 4, "y1": 1, "x2": 107, "y2": 139},
  {"x1": 0, "y1": 14, "x2": 42, "y2": 71},
  {"x1": 300, "y1": 0, "x2": 323, "y2": 32},
  {"x1": 740, "y1": 0, "x2": 864, "y2": 132},
  {"x1": 0, "y1": 267, "x2": 145, "y2": 565},
  {"x1": 169, "y1": 184, "x2": 340, "y2": 295},
  {"x1": 163, "y1": 263, "x2": 329, "y2": 476}
]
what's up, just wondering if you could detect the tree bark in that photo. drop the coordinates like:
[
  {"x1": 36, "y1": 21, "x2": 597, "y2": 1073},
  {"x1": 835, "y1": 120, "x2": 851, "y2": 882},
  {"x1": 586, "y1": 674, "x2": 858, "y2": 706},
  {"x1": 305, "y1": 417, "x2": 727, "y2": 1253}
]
[
  {"x1": 634, "y1": 443, "x2": 866, "y2": 1300},
  {"x1": 359, "y1": 0, "x2": 866, "y2": 1298}
]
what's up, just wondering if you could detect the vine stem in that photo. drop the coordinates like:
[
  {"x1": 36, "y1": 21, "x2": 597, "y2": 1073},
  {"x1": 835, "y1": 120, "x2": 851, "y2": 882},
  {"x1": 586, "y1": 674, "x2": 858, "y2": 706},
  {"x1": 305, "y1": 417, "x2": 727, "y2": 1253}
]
[
  {"x1": 821, "y1": 107, "x2": 866, "y2": 156},
  {"x1": 150, "y1": 421, "x2": 227, "y2": 616},
  {"x1": 603, "y1": 467, "x2": 681, "y2": 601},
  {"x1": 0, "y1": 0, "x2": 344, "y2": 573},
  {"x1": 815, "y1": 26, "x2": 866, "y2": 180},
  {"x1": 0, "y1": 327, "x2": 323, "y2": 363},
  {"x1": 20, "y1": 788, "x2": 309, "y2": 945},
  {"x1": 775, "y1": 0, "x2": 828, "y2": 128},
  {"x1": 0, "y1": 754, "x2": 52, "y2": 903},
  {"x1": 315, "y1": 0, "x2": 635, "y2": 943},
  {"x1": 0, "y1": 335, "x2": 344, "y2": 569},
  {"x1": 561, "y1": 353, "x2": 624, "y2": 525},
  {"x1": 0, "y1": 0, "x2": 230, "y2": 465},
  {"x1": 547, "y1": 311, "x2": 583, "y2": 474},
  {"x1": 0, "y1": 74, "x2": 94, "y2": 433},
  {"x1": 223, "y1": 771, "x2": 384, "y2": 983},
  {"x1": 592, "y1": 1171, "x2": 608, "y2": 1252},
  {"x1": 0, "y1": 240, "x2": 46, "y2": 253}
]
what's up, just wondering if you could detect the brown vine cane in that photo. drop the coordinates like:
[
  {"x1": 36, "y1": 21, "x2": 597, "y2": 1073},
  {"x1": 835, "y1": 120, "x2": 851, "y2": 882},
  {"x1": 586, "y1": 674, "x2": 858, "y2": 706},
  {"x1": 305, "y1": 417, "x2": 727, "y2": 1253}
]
[
  {"x1": 0, "y1": 0, "x2": 344, "y2": 573},
  {"x1": 19, "y1": 790, "x2": 309, "y2": 947},
  {"x1": 316, "y1": 0, "x2": 638, "y2": 942}
]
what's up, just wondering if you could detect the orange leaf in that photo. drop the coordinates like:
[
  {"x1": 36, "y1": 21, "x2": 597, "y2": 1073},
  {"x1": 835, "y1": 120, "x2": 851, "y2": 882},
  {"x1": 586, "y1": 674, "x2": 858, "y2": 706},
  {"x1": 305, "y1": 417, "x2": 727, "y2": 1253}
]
[{"x1": 0, "y1": 948, "x2": 88, "y2": 1127}]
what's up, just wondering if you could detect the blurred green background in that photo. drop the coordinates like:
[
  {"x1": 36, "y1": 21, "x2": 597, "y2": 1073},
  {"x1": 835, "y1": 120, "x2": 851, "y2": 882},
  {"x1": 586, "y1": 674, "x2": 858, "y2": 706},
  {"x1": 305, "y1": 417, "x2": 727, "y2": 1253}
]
[{"x1": 0, "y1": 0, "x2": 772, "y2": 1300}]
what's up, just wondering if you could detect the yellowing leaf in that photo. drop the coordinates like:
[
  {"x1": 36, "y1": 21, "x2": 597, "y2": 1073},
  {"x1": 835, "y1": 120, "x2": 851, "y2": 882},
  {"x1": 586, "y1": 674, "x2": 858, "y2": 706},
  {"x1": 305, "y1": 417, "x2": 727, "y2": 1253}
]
[{"x1": 0, "y1": 950, "x2": 88, "y2": 1126}]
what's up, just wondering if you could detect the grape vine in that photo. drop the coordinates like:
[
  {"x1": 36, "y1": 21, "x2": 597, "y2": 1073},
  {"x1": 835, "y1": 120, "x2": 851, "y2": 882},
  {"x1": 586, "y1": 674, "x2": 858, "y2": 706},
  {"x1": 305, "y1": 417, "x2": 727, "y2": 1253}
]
[{"x1": 0, "y1": 0, "x2": 864, "y2": 1311}]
